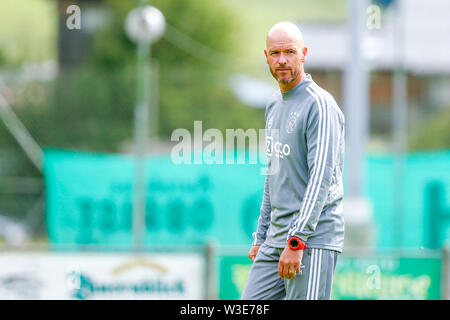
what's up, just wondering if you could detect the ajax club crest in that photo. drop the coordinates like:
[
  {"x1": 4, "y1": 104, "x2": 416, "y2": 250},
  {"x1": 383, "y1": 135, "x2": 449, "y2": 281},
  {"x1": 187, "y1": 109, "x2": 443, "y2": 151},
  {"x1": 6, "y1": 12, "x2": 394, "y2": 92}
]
[{"x1": 286, "y1": 111, "x2": 299, "y2": 134}]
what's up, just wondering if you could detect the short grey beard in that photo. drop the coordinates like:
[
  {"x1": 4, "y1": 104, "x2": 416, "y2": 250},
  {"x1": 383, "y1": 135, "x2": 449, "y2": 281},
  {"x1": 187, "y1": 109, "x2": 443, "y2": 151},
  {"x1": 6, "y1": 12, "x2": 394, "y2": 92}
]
[
  {"x1": 271, "y1": 68, "x2": 299, "y2": 85},
  {"x1": 278, "y1": 77, "x2": 295, "y2": 85},
  {"x1": 277, "y1": 71, "x2": 299, "y2": 85}
]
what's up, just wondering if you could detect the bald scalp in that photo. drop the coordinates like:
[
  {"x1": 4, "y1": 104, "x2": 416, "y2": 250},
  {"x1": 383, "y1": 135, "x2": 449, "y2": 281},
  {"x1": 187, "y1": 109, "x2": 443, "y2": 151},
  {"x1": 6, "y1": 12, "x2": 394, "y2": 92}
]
[{"x1": 266, "y1": 21, "x2": 304, "y2": 49}]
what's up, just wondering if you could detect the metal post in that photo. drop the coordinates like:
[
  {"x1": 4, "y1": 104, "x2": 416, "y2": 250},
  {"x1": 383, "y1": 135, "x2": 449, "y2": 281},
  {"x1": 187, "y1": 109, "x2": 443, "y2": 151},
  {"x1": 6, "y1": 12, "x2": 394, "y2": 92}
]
[
  {"x1": 342, "y1": 0, "x2": 374, "y2": 249},
  {"x1": 126, "y1": 2, "x2": 165, "y2": 253},
  {"x1": 344, "y1": 0, "x2": 370, "y2": 198},
  {"x1": 150, "y1": 59, "x2": 159, "y2": 139},
  {"x1": 133, "y1": 40, "x2": 151, "y2": 252},
  {"x1": 442, "y1": 245, "x2": 450, "y2": 300},
  {"x1": 392, "y1": 0, "x2": 407, "y2": 250},
  {"x1": 0, "y1": 93, "x2": 42, "y2": 172},
  {"x1": 204, "y1": 241, "x2": 217, "y2": 299}
]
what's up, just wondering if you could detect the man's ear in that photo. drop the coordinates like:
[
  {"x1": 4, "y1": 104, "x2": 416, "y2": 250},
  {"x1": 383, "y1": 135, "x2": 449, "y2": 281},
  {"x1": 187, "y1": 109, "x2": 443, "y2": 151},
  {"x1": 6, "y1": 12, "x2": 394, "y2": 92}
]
[
  {"x1": 264, "y1": 49, "x2": 269, "y2": 64},
  {"x1": 301, "y1": 47, "x2": 308, "y2": 62}
]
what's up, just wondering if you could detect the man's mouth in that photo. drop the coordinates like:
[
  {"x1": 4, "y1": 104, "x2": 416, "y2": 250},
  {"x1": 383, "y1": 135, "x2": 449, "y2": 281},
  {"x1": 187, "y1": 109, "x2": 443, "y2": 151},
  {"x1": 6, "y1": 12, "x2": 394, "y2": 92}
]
[{"x1": 277, "y1": 68, "x2": 290, "y2": 72}]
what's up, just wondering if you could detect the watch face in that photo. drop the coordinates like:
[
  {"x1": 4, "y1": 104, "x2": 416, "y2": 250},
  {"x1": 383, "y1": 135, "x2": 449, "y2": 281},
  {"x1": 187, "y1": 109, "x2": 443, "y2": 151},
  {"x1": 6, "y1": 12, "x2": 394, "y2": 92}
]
[{"x1": 290, "y1": 238, "x2": 299, "y2": 248}]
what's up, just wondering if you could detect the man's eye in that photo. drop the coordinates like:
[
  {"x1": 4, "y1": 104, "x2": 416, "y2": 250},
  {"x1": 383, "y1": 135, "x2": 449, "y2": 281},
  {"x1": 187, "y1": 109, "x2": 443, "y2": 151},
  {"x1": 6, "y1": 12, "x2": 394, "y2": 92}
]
[{"x1": 271, "y1": 52, "x2": 280, "y2": 55}]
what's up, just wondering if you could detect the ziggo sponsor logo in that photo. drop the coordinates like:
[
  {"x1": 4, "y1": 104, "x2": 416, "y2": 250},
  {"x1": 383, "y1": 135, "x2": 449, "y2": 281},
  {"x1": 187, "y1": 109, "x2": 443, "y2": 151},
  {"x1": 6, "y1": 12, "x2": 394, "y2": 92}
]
[{"x1": 266, "y1": 136, "x2": 291, "y2": 159}]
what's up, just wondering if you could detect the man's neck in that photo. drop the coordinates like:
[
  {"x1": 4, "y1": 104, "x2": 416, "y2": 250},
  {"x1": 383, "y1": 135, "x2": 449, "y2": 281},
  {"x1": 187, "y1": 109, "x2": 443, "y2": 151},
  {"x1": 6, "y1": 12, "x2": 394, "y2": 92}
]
[{"x1": 279, "y1": 72, "x2": 306, "y2": 93}]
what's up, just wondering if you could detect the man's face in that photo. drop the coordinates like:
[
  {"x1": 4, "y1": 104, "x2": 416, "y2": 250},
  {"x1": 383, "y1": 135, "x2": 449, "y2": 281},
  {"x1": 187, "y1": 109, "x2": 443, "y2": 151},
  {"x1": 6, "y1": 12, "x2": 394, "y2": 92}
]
[{"x1": 265, "y1": 39, "x2": 306, "y2": 85}]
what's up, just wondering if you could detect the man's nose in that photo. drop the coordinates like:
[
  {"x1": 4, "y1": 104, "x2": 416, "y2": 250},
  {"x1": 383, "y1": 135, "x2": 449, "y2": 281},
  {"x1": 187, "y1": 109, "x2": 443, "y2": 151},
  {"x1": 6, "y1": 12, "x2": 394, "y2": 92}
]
[{"x1": 278, "y1": 53, "x2": 287, "y2": 64}]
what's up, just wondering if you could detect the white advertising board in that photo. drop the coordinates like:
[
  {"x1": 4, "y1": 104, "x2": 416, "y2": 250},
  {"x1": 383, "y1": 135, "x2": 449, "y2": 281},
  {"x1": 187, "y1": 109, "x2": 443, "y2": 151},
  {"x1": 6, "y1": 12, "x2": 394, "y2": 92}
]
[{"x1": 0, "y1": 252, "x2": 205, "y2": 300}]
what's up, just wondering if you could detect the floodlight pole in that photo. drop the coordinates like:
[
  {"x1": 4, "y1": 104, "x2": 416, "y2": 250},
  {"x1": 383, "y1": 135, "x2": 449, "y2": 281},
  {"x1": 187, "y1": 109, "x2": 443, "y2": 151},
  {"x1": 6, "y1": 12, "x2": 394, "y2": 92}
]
[
  {"x1": 126, "y1": 2, "x2": 165, "y2": 253},
  {"x1": 132, "y1": 39, "x2": 151, "y2": 252}
]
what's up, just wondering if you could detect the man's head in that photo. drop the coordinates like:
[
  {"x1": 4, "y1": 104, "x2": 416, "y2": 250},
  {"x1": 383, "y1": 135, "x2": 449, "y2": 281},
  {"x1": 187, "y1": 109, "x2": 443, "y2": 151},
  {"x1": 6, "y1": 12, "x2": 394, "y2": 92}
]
[{"x1": 264, "y1": 22, "x2": 307, "y2": 91}]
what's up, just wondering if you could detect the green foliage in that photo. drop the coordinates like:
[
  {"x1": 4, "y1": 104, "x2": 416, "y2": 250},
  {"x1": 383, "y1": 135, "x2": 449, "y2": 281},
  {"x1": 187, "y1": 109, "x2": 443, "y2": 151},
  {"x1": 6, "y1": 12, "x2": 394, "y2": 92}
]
[
  {"x1": 409, "y1": 107, "x2": 450, "y2": 151},
  {"x1": 88, "y1": 0, "x2": 239, "y2": 70},
  {"x1": 3, "y1": 0, "x2": 265, "y2": 157},
  {"x1": 159, "y1": 65, "x2": 264, "y2": 137},
  {"x1": 18, "y1": 66, "x2": 137, "y2": 153},
  {"x1": 0, "y1": 0, "x2": 56, "y2": 66}
]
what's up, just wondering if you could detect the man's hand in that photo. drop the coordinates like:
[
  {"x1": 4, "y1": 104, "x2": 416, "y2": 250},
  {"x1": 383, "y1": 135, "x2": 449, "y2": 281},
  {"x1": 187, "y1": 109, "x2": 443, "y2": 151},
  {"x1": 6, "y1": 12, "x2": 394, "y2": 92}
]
[
  {"x1": 248, "y1": 245, "x2": 260, "y2": 262},
  {"x1": 278, "y1": 247, "x2": 303, "y2": 279}
]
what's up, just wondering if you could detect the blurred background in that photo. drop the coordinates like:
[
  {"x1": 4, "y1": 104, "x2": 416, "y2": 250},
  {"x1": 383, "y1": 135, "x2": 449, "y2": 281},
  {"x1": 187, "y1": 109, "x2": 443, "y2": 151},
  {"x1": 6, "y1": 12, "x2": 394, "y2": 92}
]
[{"x1": 0, "y1": 0, "x2": 449, "y2": 300}]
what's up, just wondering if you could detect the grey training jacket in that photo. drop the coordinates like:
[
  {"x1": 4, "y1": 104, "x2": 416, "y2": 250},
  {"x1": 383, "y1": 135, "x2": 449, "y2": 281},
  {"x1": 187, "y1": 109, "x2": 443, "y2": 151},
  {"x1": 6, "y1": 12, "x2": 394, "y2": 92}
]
[{"x1": 253, "y1": 74, "x2": 345, "y2": 252}]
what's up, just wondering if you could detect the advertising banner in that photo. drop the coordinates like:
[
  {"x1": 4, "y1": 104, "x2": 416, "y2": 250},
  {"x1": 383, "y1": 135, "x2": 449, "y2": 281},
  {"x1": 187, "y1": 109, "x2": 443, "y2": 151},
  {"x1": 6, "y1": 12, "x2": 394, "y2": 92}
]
[
  {"x1": 0, "y1": 252, "x2": 205, "y2": 300},
  {"x1": 218, "y1": 254, "x2": 442, "y2": 300},
  {"x1": 43, "y1": 149, "x2": 450, "y2": 248},
  {"x1": 332, "y1": 255, "x2": 442, "y2": 300},
  {"x1": 43, "y1": 148, "x2": 265, "y2": 246}
]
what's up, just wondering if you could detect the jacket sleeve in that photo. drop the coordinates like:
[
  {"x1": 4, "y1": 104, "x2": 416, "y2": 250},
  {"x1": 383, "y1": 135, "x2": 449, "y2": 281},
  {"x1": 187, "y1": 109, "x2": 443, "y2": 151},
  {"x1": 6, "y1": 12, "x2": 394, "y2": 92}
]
[
  {"x1": 287, "y1": 95, "x2": 343, "y2": 243},
  {"x1": 252, "y1": 175, "x2": 271, "y2": 245}
]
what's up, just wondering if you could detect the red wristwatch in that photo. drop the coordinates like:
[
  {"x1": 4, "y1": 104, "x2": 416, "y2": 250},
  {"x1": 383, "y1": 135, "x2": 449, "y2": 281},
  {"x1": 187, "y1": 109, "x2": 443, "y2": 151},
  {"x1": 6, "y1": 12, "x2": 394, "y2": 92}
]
[{"x1": 288, "y1": 236, "x2": 307, "y2": 250}]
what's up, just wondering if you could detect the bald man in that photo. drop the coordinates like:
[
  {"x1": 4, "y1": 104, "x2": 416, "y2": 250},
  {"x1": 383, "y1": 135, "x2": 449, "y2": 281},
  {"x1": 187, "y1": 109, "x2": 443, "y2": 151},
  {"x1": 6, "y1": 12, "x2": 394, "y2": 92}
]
[{"x1": 242, "y1": 22, "x2": 345, "y2": 300}]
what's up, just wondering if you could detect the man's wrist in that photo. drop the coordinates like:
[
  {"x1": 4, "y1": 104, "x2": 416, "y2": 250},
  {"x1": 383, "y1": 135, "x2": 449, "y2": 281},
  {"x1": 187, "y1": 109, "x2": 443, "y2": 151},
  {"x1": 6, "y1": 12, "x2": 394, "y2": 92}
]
[
  {"x1": 252, "y1": 232, "x2": 261, "y2": 246},
  {"x1": 287, "y1": 236, "x2": 307, "y2": 250}
]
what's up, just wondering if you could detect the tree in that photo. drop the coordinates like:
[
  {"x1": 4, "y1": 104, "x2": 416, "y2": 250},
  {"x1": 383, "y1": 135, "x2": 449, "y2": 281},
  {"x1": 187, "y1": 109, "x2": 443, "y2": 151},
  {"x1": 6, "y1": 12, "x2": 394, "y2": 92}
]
[{"x1": 10, "y1": 0, "x2": 264, "y2": 157}]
